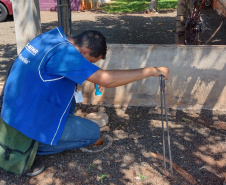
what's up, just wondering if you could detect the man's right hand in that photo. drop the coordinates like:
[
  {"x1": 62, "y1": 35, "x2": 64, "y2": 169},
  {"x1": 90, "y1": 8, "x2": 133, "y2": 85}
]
[{"x1": 155, "y1": 67, "x2": 170, "y2": 80}]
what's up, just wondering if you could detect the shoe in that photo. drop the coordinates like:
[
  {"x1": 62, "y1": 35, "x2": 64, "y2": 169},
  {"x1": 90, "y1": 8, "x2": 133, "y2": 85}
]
[
  {"x1": 93, "y1": 138, "x2": 104, "y2": 146},
  {"x1": 26, "y1": 160, "x2": 45, "y2": 177},
  {"x1": 149, "y1": 7, "x2": 158, "y2": 14},
  {"x1": 150, "y1": 8, "x2": 156, "y2": 13},
  {"x1": 80, "y1": 134, "x2": 113, "y2": 153}
]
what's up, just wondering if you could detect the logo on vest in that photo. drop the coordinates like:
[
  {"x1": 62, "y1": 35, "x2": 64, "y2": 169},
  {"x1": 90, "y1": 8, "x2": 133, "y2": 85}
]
[
  {"x1": 19, "y1": 53, "x2": 30, "y2": 64},
  {"x1": 25, "y1": 43, "x2": 39, "y2": 56}
]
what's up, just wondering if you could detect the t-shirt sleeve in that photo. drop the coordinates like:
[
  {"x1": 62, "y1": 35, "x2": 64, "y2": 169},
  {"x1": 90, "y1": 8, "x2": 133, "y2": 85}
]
[{"x1": 45, "y1": 45, "x2": 100, "y2": 85}]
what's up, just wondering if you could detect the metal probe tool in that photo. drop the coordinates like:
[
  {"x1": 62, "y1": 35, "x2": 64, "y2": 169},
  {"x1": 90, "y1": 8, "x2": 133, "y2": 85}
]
[{"x1": 159, "y1": 75, "x2": 173, "y2": 173}]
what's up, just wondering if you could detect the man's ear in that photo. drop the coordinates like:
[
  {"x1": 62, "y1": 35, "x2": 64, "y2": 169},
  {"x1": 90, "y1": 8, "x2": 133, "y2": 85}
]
[{"x1": 80, "y1": 47, "x2": 91, "y2": 56}]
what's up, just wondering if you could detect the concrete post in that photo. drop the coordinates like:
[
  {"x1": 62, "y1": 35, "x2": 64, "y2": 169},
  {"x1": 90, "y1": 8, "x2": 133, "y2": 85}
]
[{"x1": 11, "y1": 0, "x2": 42, "y2": 54}]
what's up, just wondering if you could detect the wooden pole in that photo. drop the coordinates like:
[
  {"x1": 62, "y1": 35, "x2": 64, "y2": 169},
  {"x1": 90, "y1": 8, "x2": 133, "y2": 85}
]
[{"x1": 57, "y1": 0, "x2": 71, "y2": 37}]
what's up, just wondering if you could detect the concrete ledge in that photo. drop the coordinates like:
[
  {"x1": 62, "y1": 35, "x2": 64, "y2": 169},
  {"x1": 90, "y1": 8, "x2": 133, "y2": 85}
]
[
  {"x1": 81, "y1": 44, "x2": 226, "y2": 113},
  {"x1": 1, "y1": 44, "x2": 225, "y2": 114}
]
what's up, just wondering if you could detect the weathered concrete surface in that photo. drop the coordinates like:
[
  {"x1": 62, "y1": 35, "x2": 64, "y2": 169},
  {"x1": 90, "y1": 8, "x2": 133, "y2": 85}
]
[
  {"x1": 1, "y1": 42, "x2": 225, "y2": 113},
  {"x1": 82, "y1": 44, "x2": 226, "y2": 113}
]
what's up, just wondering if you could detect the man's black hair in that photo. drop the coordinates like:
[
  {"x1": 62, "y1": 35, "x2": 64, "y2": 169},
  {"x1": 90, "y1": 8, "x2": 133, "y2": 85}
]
[{"x1": 72, "y1": 30, "x2": 107, "y2": 59}]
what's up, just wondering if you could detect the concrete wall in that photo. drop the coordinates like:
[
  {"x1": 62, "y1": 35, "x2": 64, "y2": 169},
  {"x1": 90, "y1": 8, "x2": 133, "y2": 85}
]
[
  {"x1": 81, "y1": 44, "x2": 226, "y2": 113},
  {"x1": 1, "y1": 44, "x2": 225, "y2": 113}
]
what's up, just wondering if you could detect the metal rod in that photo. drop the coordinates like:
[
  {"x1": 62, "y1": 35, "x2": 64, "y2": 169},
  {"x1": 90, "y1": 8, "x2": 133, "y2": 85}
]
[
  {"x1": 163, "y1": 82, "x2": 173, "y2": 172},
  {"x1": 160, "y1": 75, "x2": 173, "y2": 173},
  {"x1": 160, "y1": 76, "x2": 166, "y2": 170}
]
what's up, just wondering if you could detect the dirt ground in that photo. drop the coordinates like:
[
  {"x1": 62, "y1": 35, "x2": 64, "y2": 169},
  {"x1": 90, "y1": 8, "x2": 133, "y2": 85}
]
[{"x1": 0, "y1": 7, "x2": 226, "y2": 185}]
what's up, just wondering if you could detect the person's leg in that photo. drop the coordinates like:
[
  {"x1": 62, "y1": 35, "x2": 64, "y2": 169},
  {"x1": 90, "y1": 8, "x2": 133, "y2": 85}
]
[{"x1": 37, "y1": 113, "x2": 100, "y2": 155}]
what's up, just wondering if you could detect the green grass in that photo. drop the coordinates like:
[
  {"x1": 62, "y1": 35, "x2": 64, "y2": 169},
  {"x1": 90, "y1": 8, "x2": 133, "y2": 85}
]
[
  {"x1": 138, "y1": 174, "x2": 146, "y2": 180},
  {"x1": 101, "y1": 0, "x2": 177, "y2": 13},
  {"x1": 157, "y1": 0, "x2": 178, "y2": 10},
  {"x1": 99, "y1": 174, "x2": 107, "y2": 183},
  {"x1": 101, "y1": 0, "x2": 149, "y2": 13}
]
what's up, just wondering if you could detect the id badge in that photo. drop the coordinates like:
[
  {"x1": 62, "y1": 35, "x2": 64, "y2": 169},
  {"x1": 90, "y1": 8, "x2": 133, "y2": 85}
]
[{"x1": 74, "y1": 91, "x2": 84, "y2": 103}]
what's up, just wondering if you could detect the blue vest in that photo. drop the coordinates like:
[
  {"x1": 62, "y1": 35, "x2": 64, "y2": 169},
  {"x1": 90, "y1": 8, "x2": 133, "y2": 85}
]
[{"x1": 1, "y1": 27, "x2": 99, "y2": 145}]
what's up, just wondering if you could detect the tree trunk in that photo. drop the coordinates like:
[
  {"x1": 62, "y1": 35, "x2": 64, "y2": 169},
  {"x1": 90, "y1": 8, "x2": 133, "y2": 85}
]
[
  {"x1": 11, "y1": 0, "x2": 41, "y2": 54},
  {"x1": 145, "y1": 0, "x2": 158, "y2": 13},
  {"x1": 175, "y1": 0, "x2": 188, "y2": 44},
  {"x1": 148, "y1": 0, "x2": 158, "y2": 10}
]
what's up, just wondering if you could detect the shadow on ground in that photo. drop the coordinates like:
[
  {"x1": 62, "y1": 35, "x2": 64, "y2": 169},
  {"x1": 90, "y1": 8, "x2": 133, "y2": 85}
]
[
  {"x1": 42, "y1": 15, "x2": 177, "y2": 44},
  {"x1": 0, "y1": 105, "x2": 225, "y2": 184}
]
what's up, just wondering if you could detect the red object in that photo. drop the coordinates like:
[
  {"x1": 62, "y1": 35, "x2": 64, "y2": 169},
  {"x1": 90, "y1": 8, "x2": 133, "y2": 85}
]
[
  {"x1": 0, "y1": 0, "x2": 13, "y2": 15},
  {"x1": 200, "y1": 0, "x2": 206, "y2": 9}
]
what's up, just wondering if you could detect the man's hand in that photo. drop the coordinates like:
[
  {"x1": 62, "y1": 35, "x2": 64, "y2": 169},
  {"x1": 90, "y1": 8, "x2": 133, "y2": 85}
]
[
  {"x1": 155, "y1": 67, "x2": 170, "y2": 80},
  {"x1": 95, "y1": 84, "x2": 103, "y2": 92}
]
